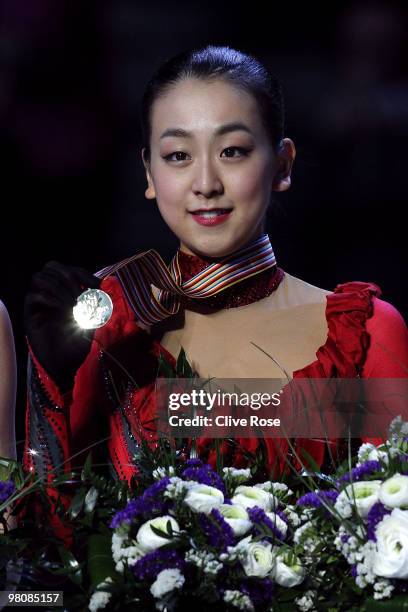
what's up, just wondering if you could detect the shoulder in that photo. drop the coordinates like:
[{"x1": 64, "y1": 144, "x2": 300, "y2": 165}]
[
  {"x1": 364, "y1": 296, "x2": 408, "y2": 374},
  {"x1": 0, "y1": 301, "x2": 15, "y2": 367},
  {"x1": 279, "y1": 272, "x2": 331, "y2": 307},
  {"x1": 0, "y1": 300, "x2": 13, "y2": 339}
]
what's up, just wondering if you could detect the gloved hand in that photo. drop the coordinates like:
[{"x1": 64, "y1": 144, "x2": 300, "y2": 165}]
[{"x1": 24, "y1": 261, "x2": 101, "y2": 393}]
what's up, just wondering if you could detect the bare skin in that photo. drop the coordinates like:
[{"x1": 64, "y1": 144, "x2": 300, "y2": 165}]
[{"x1": 141, "y1": 77, "x2": 329, "y2": 379}]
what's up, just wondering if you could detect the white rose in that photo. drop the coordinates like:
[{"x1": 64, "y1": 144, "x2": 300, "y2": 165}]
[
  {"x1": 271, "y1": 550, "x2": 306, "y2": 587},
  {"x1": 379, "y1": 474, "x2": 408, "y2": 509},
  {"x1": 373, "y1": 508, "x2": 408, "y2": 579},
  {"x1": 240, "y1": 540, "x2": 274, "y2": 578},
  {"x1": 150, "y1": 568, "x2": 185, "y2": 599},
  {"x1": 136, "y1": 516, "x2": 179, "y2": 552},
  {"x1": 265, "y1": 512, "x2": 288, "y2": 537},
  {"x1": 218, "y1": 503, "x2": 252, "y2": 536},
  {"x1": 335, "y1": 481, "x2": 381, "y2": 518},
  {"x1": 184, "y1": 484, "x2": 224, "y2": 514},
  {"x1": 231, "y1": 486, "x2": 276, "y2": 511}
]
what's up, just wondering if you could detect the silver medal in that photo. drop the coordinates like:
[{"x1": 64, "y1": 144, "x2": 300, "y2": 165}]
[{"x1": 73, "y1": 289, "x2": 113, "y2": 329}]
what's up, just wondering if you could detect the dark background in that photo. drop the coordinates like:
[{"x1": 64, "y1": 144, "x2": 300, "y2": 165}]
[{"x1": 0, "y1": 0, "x2": 407, "y2": 456}]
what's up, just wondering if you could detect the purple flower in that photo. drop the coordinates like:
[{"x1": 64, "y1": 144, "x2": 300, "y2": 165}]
[
  {"x1": 351, "y1": 565, "x2": 358, "y2": 578},
  {"x1": 0, "y1": 480, "x2": 15, "y2": 504},
  {"x1": 367, "y1": 502, "x2": 391, "y2": 542},
  {"x1": 241, "y1": 577, "x2": 274, "y2": 607},
  {"x1": 110, "y1": 477, "x2": 171, "y2": 529},
  {"x1": 339, "y1": 460, "x2": 381, "y2": 483},
  {"x1": 341, "y1": 534, "x2": 350, "y2": 544},
  {"x1": 297, "y1": 490, "x2": 339, "y2": 508},
  {"x1": 182, "y1": 464, "x2": 226, "y2": 495},
  {"x1": 132, "y1": 549, "x2": 186, "y2": 581},
  {"x1": 247, "y1": 506, "x2": 286, "y2": 541},
  {"x1": 276, "y1": 509, "x2": 288, "y2": 524},
  {"x1": 198, "y1": 508, "x2": 235, "y2": 550},
  {"x1": 185, "y1": 458, "x2": 203, "y2": 468}
]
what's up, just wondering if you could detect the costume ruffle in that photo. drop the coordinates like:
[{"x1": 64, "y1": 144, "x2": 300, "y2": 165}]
[
  {"x1": 294, "y1": 281, "x2": 382, "y2": 379},
  {"x1": 291, "y1": 280, "x2": 382, "y2": 470}
]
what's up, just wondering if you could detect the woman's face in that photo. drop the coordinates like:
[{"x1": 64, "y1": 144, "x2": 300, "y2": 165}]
[{"x1": 143, "y1": 78, "x2": 295, "y2": 258}]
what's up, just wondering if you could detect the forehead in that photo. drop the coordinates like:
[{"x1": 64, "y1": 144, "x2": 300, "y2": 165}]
[{"x1": 150, "y1": 78, "x2": 263, "y2": 137}]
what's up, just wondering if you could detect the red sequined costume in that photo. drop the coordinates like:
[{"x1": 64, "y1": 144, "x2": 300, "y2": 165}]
[{"x1": 24, "y1": 253, "x2": 408, "y2": 491}]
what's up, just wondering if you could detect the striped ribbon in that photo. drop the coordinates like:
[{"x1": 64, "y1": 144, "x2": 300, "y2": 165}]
[{"x1": 96, "y1": 233, "x2": 276, "y2": 326}]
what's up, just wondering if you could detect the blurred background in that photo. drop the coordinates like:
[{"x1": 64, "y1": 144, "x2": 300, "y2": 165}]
[{"x1": 0, "y1": 0, "x2": 407, "y2": 452}]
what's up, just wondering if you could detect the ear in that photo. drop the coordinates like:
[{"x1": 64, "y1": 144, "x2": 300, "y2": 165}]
[
  {"x1": 272, "y1": 138, "x2": 296, "y2": 193},
  {"x1": 141, "y1": 148, "x2": 156, "y2": 200}
]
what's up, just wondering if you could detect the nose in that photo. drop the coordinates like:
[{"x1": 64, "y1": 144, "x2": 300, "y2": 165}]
[{"x1": 191, "y1": 157, "x2": 224, "y2": 199}]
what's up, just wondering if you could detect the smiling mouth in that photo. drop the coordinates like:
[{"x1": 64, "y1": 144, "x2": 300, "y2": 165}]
[{"x1": 189, "y1": 209, "x2": 232, "y2": 217}]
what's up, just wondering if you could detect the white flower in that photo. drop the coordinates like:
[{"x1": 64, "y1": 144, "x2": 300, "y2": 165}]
[
  {"x1": 255, "y1": 482, "x2": 293, "y2": 497},
  {"x1": 283, "y1": 504, "x2": 301, "y2": 527},
  {"x1": 111, "y1": 532, "x2": 144, "y2": 573},
  {"x1": 231, "y1": 485, "x2": 276, "y2": 511},
  {"x1": 88, "y1": 577, "x2": 113, "y2": 611},
  {"x1": 152, "y1": 466, "x2": 176, "y2": 481},
  {"x1": 223, "y1": 590, "x2": 254, "y2": 611},
  {"x1": 335, "y1": 481, "x2": 381, "y2": 518},
  {"x1": 295, "y1": 589, "x2": 316, "y2": 611},
  {"x1": 185, "y1": 549, "x2": 223, "y2": 575},
  {"x1": 150, "y1": 568, "x2": 185, "y2": 599},
  {"x1": 184, "y1": 484, "x2": 224, "y2": 514},
  {"x1": 265, "y1": 512, "x2": 288, "y2": 537},
  {"x1": 357, "y1": 443, "x2": 389, "y2": 467},
  {"x1": 136, "y1": 516, "x2": 179, "y2": 552},
  {"x1": 223, "y1": 467, "x2": 251, "y2": 484},
  {"x1": 373, "y1": 508, "x2": 408, "y2": 579},
  {"x1": 271, "y1": 550, "x2": 306, "y2": 587},
  {"x1": 240, "y1": 540, "x2": 274, "y2": 578},
  {"x1": 352, "y1": 541, "x2": 377, "y2": 587},
  {"x1": 218, "y1": 504, "x2": 251, "y2": 536},
  {"x1": 373, "y1": 578, "x2": 395, "y2": 600},
  {"x1": 165, "y1": 477, "x2": 197, "y2": 500},
  {"x1": 379, "y1": 474, "x2": 408, "y2": 509}
]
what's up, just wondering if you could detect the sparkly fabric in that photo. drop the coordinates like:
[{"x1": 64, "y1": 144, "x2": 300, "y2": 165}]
[{"x1": 176, "y1": 249, "x2": 285, "y2": 312}]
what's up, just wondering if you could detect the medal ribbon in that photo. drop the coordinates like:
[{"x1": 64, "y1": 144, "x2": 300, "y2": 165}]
[{"x1": 96, "y1": 233, "x2": 277, "y2": 326}]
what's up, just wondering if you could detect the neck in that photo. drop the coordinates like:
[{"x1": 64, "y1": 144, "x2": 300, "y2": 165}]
[{"x1": 175, "y1": 237, "x2": 284, "y2": 311}]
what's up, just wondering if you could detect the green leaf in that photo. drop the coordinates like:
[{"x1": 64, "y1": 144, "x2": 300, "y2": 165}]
[
  {"x1": 87, "y1": 534, "x2": 117, "y2": 589},
  {"x1": 68, "y1": 487, "x2": 87, "y2": 519},
  {"x1": 58, "y1": 546, "x2": 83, "y2": 586},
  {"x1": 81, "y1": 452, "x2": 93, "y2": 481},
  {"x1": 150, "y1": 525, "x2": 173, "y2": 540},
  {"x1": 84, "y1": 486, "x2": 99, "y2": 513},
  {"x1": 176, "y1": 347, "x2": 194, "y2": 378},
  {"x1": 365, "y1": 595, "x2": 408, "y2": 611}
]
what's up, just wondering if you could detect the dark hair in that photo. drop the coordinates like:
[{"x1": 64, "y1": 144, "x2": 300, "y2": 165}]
[{"x1": 141, "y1": 45, "x2": 285, "y2": 161}]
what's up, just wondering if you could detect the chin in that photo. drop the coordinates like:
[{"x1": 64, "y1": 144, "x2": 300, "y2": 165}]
[{"x1": 185, "y1": 241, "x2": 241, "y2": 260}]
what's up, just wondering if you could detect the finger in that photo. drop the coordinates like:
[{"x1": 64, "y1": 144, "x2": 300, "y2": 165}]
[
  {"x1": 30, "y1": 270, "x2": 77, "y2": 306},
  {"x1": 43, "y1": 261, "x2": 100, "y2": 293},
  {"x1": 32, "y1": 268, "x2": 81, "y2": 306},
  {"x1": 71, "y1": 267, "x2": 101, "y2": 291}
]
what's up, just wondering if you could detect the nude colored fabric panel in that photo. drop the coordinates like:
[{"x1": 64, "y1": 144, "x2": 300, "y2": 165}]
[{"x1": 157, "y1": 273, "x2": 332, "y2": 379}]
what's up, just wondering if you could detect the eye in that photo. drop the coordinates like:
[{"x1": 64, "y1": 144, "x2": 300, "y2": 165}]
[
  {"x1": 221, "y1": 146, "x2": 251, "y2": 158},
  {"x1": 163, "y1": 151, "x2": 189, "y2": 162}
]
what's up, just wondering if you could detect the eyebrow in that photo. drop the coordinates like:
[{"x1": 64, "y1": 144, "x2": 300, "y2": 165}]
[{"x1": 160, "y1": 121, "x2": 253, "y2": 140}]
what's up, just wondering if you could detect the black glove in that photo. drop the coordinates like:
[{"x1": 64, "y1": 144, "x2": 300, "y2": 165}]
[{"x1": 24, "y1": 261, "x2": 101, "y2": 393}]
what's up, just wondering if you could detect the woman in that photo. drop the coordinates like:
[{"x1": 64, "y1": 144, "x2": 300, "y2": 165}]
[
  {"x1": 0, "y1": 300, "x2": 16, "y2": 463},
  {"x1": 0, "y1": 300, "x2": 17, "y2": 534},
  {"x1": 23, "y1": 46, "x2": 408, "y2": 489}
]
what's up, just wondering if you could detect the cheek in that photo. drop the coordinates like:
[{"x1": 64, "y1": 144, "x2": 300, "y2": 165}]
[
  {"x1": 232, "y1": 163, "x2": 271, "y2": 204},
  {"x1": 154, "y1": 172, "x2": 186, "y2": 214}
]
